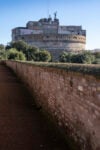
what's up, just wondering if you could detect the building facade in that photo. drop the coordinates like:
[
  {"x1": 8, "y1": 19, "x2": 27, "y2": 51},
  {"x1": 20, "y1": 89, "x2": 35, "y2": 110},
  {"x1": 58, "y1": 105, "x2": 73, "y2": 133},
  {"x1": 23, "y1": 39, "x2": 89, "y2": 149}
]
[{"x1": 12, "y1": 15, "x2": 86, "y2": 60}]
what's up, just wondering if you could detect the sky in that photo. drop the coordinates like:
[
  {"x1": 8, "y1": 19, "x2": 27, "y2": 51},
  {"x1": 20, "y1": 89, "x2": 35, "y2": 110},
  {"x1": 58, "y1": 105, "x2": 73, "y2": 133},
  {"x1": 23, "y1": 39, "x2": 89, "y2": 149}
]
[{"x1": 0, "y1": 0, "x2": 100, "y2": 49}]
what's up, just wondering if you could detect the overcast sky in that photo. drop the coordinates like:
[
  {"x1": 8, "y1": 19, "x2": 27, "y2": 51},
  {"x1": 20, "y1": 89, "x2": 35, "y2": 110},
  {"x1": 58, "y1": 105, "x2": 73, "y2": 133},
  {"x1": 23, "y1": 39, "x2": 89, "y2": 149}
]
[{"x1": 0, "y1": 0, "x2": 100, "y2": 49}]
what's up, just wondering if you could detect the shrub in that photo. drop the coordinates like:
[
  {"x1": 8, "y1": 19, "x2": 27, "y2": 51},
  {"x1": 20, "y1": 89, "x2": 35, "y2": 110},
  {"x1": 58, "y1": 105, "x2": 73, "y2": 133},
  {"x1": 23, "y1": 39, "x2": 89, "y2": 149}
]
[
  {"x1": 34, "y1": 49, "x2": 52, "y2": 62},
  {"x1": 7, "y1": 48, "x2": 26, "y2": 61}
]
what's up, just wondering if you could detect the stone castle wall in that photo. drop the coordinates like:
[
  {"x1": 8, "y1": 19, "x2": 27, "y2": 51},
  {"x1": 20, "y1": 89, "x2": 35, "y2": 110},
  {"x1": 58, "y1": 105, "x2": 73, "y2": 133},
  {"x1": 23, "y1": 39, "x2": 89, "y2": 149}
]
[
  {"x1": 15, "y1": 34, "x2": 86, "y2": 60},
  {"x1": 6, "y1": 61, "x2": 100, "y2": 150}
]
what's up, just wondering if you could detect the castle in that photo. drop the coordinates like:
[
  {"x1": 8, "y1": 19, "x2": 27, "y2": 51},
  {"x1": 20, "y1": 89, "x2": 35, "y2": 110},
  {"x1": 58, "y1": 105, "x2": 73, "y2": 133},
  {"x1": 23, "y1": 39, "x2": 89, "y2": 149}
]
[{"x1": 12, "y1": 13, "x2": 86, "y2": 60}]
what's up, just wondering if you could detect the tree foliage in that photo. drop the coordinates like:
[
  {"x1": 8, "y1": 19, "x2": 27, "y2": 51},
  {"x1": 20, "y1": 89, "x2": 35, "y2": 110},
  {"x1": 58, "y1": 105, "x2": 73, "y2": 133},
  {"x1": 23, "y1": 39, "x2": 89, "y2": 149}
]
[
  {"x1": 0, "y1": 44, "x2": 5, "y2": 60},
  {"x1": 0, "y1": 44, "x2": 5, "y2": 50},
  {"x1": 7, "y1": 48, "x2": 26, "y2": 61},
  {"x1": 1, "y1": 40, "x2": 99, "y2": 64},
  {"x1": 59, "y1": 52, "x2": 73, "y2": 62},
  {"x1": 34, "y1": 50, "x2": 51, "y2": 62},
  {"x1": 2, "y1": 40, "x2": 52, "y2": 62},
  {"x1": 26, "y1": 46, "x2": 39, "y2": 61},
  {"x1": 59, "y1": 51, "x2": 99, "y2": 64},
  {"x1": 9, "y1": 40, "x2": 29, "y2": 52}
]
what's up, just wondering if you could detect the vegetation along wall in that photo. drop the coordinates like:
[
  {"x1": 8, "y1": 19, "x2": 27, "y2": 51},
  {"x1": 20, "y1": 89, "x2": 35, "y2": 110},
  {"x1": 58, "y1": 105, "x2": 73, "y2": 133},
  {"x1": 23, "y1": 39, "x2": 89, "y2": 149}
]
[{"x1": 5, "y1": 61, "x2": 100, "y2": 150}]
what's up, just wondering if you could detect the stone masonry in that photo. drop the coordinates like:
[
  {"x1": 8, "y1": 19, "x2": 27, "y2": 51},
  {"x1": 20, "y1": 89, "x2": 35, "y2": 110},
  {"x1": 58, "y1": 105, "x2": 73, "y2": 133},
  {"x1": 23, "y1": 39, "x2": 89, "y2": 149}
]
[{"x1": 6, "y1": 61, "x2": 100, "y2": 150}]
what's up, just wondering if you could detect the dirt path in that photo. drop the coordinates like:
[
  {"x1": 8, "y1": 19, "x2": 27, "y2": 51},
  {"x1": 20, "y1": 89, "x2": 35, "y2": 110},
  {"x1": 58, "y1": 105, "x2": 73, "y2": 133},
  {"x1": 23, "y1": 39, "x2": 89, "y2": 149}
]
[{"x1": 0, "y1": 64, "x2": 69, "y2": 150}]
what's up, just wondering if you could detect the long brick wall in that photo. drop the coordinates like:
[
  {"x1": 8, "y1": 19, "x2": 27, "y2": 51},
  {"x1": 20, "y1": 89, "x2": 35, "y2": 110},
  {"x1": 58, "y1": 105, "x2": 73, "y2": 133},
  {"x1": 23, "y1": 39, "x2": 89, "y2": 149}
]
[{"x1": 5, "y1": 61, "x2": 100, "y2": 150}]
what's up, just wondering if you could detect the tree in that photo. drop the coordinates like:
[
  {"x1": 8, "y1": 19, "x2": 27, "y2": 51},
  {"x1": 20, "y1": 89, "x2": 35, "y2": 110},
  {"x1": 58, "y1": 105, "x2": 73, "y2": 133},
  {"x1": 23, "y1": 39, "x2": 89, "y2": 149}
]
[
  {"x1": 71, "y1": 52, "x2": 95, "y2": 64},
  {"x1": 93, "y1": 52, "x2": 100, "y2": 64},
  {"x1": 59, "y1": 52, "x2": 73, "y2": 62},
  {"x1": 71, "y1": 54, "x2": 81, "y2": 63},
  {"x1": 26, "y1": 46, "x2": 39, "y2": 61},
  {"x1": 8, "y1": 40, "x2": 41, "y2": 61},
  {"x1": 59, "y1": 51, "x2": 96, "y2": 64},
  {"x1": 6, "y1": 40, "x2": 52, "y2": 62},
  {"x1": 93, "y1": 58, "x2": 100, "y2": 64},
  {"x1": 0, "y1": 44, "x2": 5, "y2": 60},
  {"x1": 95, "y1": 52, "x2": 100, "y2": 58},
  {"x1": 59, "y1": 51, "x2": 67, "y2": 62},
  {"x1": 7, "y1": 48, "x2": 26, "y2": 61},
  {"x1": 0, "y1": 44, "x2": 5, "y2": 50},
  {"x1": 9, "y1": 40, "x2": 29, "y2": 53},
  {"x1": 80, "y1": 51, "x2": 95, "y2": 64},
  {"x1": 34, "y1": 50, "x2": 52, "y2": 62},
  {"x1": 5, "y1": 44, "x2": 12, "y2": 50}
]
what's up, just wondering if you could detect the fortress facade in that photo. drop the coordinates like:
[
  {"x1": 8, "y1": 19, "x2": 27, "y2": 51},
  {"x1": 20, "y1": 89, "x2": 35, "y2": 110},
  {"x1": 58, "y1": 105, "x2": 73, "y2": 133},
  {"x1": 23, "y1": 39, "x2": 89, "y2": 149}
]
[{"x1": 12, "y1": 14, "x2": 86, "y2": 60}]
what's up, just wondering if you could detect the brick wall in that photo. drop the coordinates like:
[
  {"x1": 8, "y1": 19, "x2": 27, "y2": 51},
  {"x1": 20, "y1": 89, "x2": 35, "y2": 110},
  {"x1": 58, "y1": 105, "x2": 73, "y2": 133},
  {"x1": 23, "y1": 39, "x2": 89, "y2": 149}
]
[{"x1": 6, "y1": 61, "x2": 100, "y2": 150}]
